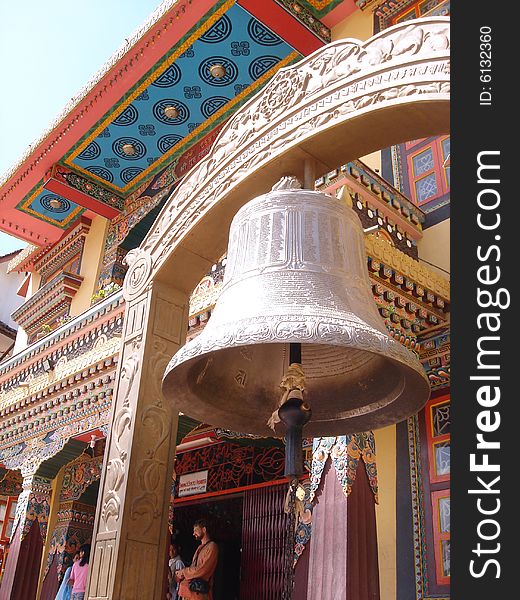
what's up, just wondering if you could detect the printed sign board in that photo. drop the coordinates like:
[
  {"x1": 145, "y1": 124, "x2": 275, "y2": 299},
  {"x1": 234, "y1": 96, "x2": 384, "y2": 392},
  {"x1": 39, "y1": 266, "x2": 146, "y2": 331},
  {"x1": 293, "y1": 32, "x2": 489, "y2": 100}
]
[{"x1": 178, "y1": 470, "x2": 209, "y2": 497}]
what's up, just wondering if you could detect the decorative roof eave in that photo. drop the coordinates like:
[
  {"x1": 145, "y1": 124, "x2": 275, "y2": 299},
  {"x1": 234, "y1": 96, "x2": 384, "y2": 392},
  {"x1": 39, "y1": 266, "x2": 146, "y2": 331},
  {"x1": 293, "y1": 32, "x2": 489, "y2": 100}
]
[
  {"x1": 11, "y1": 272, "x2": 84, "y2": 335},
  {"x1": 317, "y1": 160, "x2": 425, "y2": 239},
  {"x1": 0, "y1": 0, "x2": 223, "y2": 243},
  {"x1": 33, "y1": 218, "x2": 91, "y2": 279},
  {"x1": 0, "y1": 0, "x2": 326, "y2": 245},
  {"x1": 0, "y1": 290, "x2": 124, "y2": 378},
  {"x1": 0, "y1": 0, "x2": 190, "y2": 188},
  {"x1": 7, "y1": 244, "x2": 45, "y2": 274}
]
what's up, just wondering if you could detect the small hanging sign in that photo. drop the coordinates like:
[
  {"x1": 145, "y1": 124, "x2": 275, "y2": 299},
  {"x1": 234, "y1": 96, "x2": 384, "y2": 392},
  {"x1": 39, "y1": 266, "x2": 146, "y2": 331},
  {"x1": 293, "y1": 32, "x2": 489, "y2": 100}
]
[{"x1": 178, "y1": 470, "x2": 209, "y2": 497}]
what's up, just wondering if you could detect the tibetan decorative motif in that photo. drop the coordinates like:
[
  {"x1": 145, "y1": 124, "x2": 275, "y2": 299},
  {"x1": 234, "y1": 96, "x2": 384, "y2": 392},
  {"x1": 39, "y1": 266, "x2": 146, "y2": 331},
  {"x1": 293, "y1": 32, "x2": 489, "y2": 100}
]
[
  {"x1": 60, "y1": 454, "x2": 103, "y2": 502},
  {"x1": 309, "y1": 433, "x2": 378, "y2": 502},
  {"x1": 293, "y1": 479, "x2": 313, "y2": 565},
  {"x1": 163, "y1": 185, "x2": 430, "y2": 437},
  {"x1": 48, "y1": 164, "x2": 125, "y2": 215},
  {"x1": 0, "y1": 470, "x2": 23, "y2": 496},
  {"x1": 175, "y1": 441, "x2": 285, "y2": 494},
  {"x1": 21, "y1": 477, "x2": 52, "y2": 540}
]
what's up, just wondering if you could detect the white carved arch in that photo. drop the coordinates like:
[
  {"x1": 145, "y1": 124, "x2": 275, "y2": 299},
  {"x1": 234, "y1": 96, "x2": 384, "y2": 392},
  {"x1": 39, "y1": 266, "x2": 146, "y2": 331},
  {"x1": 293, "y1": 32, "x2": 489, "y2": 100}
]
[{"x1": 124, "y1": 17, "x2": 450, "y2": 299}]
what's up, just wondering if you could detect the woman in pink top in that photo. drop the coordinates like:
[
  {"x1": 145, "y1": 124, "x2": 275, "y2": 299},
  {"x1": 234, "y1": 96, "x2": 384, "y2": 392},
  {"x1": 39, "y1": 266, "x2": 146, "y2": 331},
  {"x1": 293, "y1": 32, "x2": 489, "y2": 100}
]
[{"x1": 68, "y1": 543, "x2": 91, "y2": 600}]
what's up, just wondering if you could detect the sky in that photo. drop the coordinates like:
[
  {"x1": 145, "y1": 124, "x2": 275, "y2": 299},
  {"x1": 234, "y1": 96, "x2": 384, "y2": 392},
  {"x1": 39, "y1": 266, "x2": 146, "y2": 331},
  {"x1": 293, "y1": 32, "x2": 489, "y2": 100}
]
[{"x1": 0, "y1": 0, "x2": 164, "y2": 255}]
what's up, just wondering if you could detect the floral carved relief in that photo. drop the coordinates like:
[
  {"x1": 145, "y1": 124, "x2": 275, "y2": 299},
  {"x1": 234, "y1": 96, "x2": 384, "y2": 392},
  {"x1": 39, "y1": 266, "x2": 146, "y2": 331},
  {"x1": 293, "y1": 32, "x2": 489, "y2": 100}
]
[
  {"x1": 101, "y1": 337, "x2": 142, "y2": 529},
  {"x1": 130, "y1": 337, "x2": 174, "y2": 536}
]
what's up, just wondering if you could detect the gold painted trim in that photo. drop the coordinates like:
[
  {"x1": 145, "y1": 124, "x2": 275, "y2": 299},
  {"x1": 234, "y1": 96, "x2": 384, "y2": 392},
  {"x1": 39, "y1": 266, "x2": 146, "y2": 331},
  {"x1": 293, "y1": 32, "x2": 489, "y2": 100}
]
[
  {"x1": 365, "y1": 235, "x2": 450, "y2": 300},
  {"x1": 67, "y1": 51, "x2": 299, "y2": 194},
  {"x1": 64, "y1": 0, "x2": 235, "y2": 189}
]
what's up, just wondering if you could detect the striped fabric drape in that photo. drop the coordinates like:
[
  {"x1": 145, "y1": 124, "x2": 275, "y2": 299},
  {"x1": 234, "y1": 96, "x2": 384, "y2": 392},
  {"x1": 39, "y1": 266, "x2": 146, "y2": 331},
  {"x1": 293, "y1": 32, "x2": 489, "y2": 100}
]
[{"x1": 240, "y1": 484, "x2": 288, "y2": 599}]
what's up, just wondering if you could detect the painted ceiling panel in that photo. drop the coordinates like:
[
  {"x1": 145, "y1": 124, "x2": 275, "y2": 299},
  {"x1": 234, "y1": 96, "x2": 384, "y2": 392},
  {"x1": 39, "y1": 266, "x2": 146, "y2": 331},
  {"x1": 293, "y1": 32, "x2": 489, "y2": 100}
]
[
  {"x1": 16, "y1": 186, "x2": 84, "y2": 229},
  {"x1": 67, "y1": 3, "x2": 299, "y2": 194}
]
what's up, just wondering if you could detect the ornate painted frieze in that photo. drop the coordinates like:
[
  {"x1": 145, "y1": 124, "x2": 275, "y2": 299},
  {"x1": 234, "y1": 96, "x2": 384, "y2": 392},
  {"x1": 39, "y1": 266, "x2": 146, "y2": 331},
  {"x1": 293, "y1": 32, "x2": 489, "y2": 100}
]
[
  {"x1": 365, "y1": 234, "x2": 450, "y2": 301},
  {"x1": 0, "y1": 293, "x2": 123, "y2": 397},
  {"x1": 174, "y1": 440, "x2": 286, "y2": 496},
  {"x1": 418, "y1": 325, "x2": 450, "y2": 389},
  {"x1": 60, "y1": 453, "x2": 103, "y2": 502},
  {"x1": 0, "y1": 374, "x2": 114, "y2": 448},
  {"x1": 45, "y1": 500, "x2": 96, "y2": 577}
]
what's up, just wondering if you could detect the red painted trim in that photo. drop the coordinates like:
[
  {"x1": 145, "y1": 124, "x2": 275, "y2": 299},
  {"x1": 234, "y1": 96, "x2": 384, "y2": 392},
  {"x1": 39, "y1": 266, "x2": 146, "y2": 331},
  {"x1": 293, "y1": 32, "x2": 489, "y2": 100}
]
[
  {"x1": 16, "y1": 275, "x2": 30, "y2": 298},
  {"x1": 430, "y1": 488, "x2": 450, "y2": 585},
  {"x1": 43, "y1": 178, "x2": 119, "y2": 219},
  {"x1": 173, "y1": 474, "x2": 308, "y2": 504},
  {"x1": 321, "y1": 0, "x2": 357, "y2": 28},
  {"x1": 238, "y1": 0, "x2": 324, "y2": 55},
  {"x1": 425, "y1": 392, "x2": 450, "y2": 484},
  {"x1": 74, "y1": 428, "x2": 106, "y2": 443},
  {"x1": 0, "y1": 0, "x2": 220, "y2": 220}
]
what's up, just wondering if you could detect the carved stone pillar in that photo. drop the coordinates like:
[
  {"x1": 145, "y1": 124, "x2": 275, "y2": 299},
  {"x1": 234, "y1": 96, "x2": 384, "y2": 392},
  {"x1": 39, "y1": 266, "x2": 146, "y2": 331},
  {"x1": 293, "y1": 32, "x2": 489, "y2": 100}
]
[
  {"x1": 0, "y1": 474, "x2": 52, "y2": 600},
  {"x1": 87, "y1": 260, "x2": 189, "y2": 600}
]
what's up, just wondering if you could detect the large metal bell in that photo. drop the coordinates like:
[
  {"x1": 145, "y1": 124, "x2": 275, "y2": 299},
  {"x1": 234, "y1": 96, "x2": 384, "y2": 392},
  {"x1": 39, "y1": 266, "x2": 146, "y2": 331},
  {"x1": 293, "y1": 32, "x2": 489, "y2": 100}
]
[{"x1": 163, "y1": 181, "x2": 430, "y2": 437}]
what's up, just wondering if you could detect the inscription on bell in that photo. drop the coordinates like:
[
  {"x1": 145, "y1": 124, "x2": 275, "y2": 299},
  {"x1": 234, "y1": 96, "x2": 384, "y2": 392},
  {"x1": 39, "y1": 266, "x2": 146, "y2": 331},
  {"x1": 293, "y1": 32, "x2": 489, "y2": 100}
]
[
  {"x1": 258, "y1": 214, "x2": 270, "y2": 265},
  {"x1": 318, "y1": 211, "x2": 332, "y2": 266},
  {"x1": 235, "y1": 370, "x2": 247, "y2": 387},
  {"x1": 331, "y1": 216, "x2": 344, "y2": 270},
  {"x1": 163, "y1": 186, "x2": 430, "y2": 437},
  {"x1": 303, "y1": 211, "x2": 318, "y2": 263},
  {"x1": 270, "y1": 210, "x2": 285, "y2": 264},
  {"x1": 245, "y1": 216, "x2": 260, "y2": 271}
]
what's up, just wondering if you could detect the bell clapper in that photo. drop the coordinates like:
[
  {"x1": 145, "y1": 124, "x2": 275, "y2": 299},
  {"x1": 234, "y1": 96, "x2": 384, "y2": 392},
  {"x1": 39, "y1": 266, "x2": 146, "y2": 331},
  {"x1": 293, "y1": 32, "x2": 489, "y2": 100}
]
[{"x1": 276, "y1": 343, "x2": 312, "y2": 479}]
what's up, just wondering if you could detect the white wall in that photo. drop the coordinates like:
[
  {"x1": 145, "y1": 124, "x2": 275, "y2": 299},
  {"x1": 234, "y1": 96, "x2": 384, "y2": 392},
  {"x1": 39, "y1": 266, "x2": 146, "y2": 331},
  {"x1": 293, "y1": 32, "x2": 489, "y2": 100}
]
[{"x1": 0, "y1": 256, "x2": 24, "y2": 329}]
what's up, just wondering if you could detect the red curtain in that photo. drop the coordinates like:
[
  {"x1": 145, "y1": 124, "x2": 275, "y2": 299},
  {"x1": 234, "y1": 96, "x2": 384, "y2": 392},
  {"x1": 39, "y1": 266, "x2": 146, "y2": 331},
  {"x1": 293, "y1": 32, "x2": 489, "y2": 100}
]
[
  {"x1": 0, "y1": 519, "x2": 43, "y2": 600},
  {"x1": 240, "y1": 484, "x2": 288, "y2": 599},
  {"x1": 347, "y1": 463, "x2": 380, "y2": 600},
  {"x1": 39, "y1": 551, "x2": 60, "y2": 600}
]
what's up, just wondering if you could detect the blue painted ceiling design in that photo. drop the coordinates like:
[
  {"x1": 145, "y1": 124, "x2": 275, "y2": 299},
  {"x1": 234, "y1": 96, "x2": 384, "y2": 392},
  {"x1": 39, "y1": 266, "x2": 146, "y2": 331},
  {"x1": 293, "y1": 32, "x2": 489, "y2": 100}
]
[
  {"x1": 17, "y1": 188, "x2": 84, "y2": 229},
  {"x1": 65, "y1": 3, "x2": 298, "y2": 195}
]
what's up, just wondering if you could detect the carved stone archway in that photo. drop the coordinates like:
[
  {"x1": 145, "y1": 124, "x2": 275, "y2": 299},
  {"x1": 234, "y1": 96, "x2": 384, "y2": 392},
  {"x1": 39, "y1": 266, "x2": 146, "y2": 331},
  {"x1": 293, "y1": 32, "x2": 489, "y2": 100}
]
[{"x1": 88, "y1": 17, "x2": 449, "y2": 600}]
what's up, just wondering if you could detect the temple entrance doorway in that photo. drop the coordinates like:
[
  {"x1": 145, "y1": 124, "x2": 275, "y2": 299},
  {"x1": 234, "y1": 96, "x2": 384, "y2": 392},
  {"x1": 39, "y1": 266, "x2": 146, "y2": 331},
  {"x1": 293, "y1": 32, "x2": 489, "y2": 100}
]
[
  {"x1": 173, "y1": 495, "x2": 243, "y2": 600},
  {"x1": 172, "y1": 482, "x2": 292, "y2": 600}
]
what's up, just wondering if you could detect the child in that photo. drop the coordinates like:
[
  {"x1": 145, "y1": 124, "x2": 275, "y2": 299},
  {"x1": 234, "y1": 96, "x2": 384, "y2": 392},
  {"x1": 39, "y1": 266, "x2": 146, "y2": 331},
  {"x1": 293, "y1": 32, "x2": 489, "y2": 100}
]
[
  {"x1": 168, "y1": 542, "x2": 185, "y2": 600},
  {"x1": 68, "y1": 543, "x2": 90, "y2": 600}
]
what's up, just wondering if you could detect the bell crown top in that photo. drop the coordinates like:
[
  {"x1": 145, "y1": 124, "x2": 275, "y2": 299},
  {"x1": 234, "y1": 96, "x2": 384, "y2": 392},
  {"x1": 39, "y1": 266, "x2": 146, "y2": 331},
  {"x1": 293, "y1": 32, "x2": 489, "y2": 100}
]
[{"x1": 271, "y1": 176, "x2": 302, "y2": 191}]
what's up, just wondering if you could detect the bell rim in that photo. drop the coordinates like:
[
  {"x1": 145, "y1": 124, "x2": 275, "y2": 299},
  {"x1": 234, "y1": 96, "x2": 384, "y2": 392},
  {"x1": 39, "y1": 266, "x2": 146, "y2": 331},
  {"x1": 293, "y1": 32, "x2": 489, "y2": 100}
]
[
  {"x1": 164, "y1": 314, "x2": 428, "y2": 384},
  {"x1": 163, "y1": 345, "x2": 430, "y2": 438}
]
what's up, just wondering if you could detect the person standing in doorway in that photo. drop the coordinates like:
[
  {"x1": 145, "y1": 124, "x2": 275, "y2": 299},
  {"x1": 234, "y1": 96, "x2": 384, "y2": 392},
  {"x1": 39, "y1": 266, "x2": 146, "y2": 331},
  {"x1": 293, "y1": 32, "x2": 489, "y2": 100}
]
[
  {"x1": 168, "y1": 541, "x2": 185, "y2": 600},
  {"x1": 176, "y1": 519, "x2": 218, "y2": 600},
  {"x1": 55, "y1": 550, "x2": 80, "y2": 600},
  {"x1": 67, "y1": 543, "x2": 90, "y2": 600}
]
